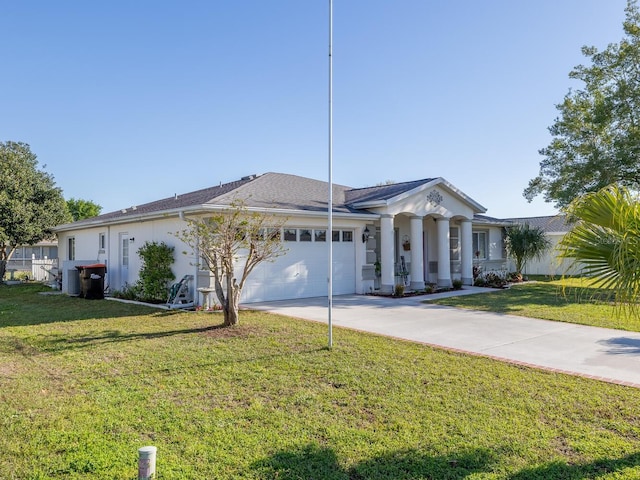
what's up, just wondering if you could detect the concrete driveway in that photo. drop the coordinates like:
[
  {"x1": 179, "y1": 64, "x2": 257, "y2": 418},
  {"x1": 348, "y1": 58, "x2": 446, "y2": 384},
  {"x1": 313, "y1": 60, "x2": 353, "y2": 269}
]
[{"x1": 249, "y1": 287, "x2": 640, "y2": 388}]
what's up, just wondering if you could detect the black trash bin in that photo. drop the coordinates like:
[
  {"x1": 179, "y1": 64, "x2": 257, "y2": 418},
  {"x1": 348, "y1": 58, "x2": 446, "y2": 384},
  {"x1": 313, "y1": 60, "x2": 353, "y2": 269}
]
[{"x1": 76, "y1": 264, "x2": 107, "y2": 299}]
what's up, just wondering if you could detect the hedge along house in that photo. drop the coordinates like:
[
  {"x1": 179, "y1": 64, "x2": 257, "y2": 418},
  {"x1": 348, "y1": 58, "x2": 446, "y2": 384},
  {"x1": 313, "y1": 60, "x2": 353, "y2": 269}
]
[{"x1": 53, "y1": 172, "x2": 508, "y2": 304}]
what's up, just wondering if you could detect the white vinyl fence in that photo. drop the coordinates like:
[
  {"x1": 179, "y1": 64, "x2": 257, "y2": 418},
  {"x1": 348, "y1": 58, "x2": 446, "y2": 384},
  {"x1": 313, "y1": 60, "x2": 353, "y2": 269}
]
[{"x1": 31, "y1": 259, "x2": 58, "y2": 283}]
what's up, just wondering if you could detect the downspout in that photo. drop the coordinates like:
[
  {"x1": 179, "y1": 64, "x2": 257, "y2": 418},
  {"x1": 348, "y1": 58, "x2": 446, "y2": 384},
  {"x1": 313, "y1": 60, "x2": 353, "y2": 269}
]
[
  {"x1": 194, "y1": 233, "x2": 200, "y2": 308},
  {"x1": 106, "y1": 225, "x2": 111, "y2": 292}
]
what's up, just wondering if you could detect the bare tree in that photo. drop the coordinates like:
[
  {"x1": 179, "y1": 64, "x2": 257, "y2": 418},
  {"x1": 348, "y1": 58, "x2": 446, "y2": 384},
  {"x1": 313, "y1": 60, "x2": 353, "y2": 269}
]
[{"x1": 176, "y1": 199, "x2": 287, "y2": 326}]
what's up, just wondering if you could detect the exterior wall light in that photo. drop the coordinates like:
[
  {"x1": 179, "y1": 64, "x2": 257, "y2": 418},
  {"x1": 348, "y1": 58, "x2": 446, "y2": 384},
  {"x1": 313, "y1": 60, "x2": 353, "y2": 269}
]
[{"x1": 362, "y1": 226, "x2": 370, "y2": 243}]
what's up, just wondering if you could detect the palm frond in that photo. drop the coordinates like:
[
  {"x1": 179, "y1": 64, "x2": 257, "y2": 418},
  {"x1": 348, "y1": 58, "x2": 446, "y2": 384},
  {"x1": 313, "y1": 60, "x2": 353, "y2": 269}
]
[{"x1": 559, "y1": 184, "x2": 640, "y2": 314}]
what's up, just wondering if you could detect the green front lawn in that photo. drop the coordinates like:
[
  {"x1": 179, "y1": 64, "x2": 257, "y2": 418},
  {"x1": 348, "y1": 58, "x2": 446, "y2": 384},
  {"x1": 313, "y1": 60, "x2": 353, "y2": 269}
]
[
  {"x1": 427, "y1": 279, "x2": 640, "y2": 332},
  {"x1": 2, "y1": 284, "x2": 640, "y2": 479}
]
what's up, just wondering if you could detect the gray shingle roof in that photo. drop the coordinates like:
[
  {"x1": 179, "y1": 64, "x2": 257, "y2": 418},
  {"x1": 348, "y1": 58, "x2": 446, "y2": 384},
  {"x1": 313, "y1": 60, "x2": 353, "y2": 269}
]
[
  {"x1": 473, "y1": 214, "x2": 513, "y2": 226},
  {"x1": 70, "y1": 176, "x2": 257, "y2": 226},
  {"x1": 345, "y1": 178, "x2": 437, "y2": 204},
  {"x1": 216, "y1": 172, "x2": 360, "y2": 213},
  {"x1": 506, "y1": 215, "x2": 570, "y2": 233},
  {"x1": 64, "y1": 173, "x2": 371, "y2": 229},
  {"x1": 58, "y1": 173, "x2": 498, "y2": 230}
]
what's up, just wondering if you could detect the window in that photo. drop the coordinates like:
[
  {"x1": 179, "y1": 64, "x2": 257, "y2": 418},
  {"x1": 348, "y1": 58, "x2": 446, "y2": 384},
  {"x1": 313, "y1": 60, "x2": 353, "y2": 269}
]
[
  {"x1": 266, "y1": 227, "x2": 281, "y2": 241},
  {"x1": 284, "y1": 229, "x2": 297, "y2": 241},
  {"x1": 122, "y1": 237, "x2": 129, "y2": 267},
  {"x1": 449, "y1": 227, "x2": 460, "y2": 261},
  {"x1": 283, "y1": 228, "x2": 352, "y2": 243},
  {"x1": 299, "y1": 229, "x2": 312, "y2": 242},
  {"x1": 473, "y1": 231, "x2": 487, "y2": 259},
  {"x1": 99, "y1": 233, "x2": 106, "y2": 251},
  {"x1": 68, "y1": 237, "x2": 76, "y2": 260}
]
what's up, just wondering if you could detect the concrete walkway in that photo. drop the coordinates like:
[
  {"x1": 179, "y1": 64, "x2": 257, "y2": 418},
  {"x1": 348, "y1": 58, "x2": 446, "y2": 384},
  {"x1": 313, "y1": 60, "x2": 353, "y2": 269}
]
[{"x1": 250, "y1": 287, "x2": 640, "y2": 388}]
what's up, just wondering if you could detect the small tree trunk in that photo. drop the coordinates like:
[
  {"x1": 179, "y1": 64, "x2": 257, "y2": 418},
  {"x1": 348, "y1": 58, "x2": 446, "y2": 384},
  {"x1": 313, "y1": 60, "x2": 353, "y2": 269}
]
[
  {"x1": 223, "y1": 304, "x2": 239, "y2": 326},
  {"x1": 223, "y1": 279, "x2": 242, "y2": 326},
  {"x1": 0, "y1": 245, "x2": 17, "y2": 283}
]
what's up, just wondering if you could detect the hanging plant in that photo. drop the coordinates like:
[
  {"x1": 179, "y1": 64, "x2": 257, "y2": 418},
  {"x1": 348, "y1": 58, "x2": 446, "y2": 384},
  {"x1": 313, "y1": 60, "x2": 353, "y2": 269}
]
[{"x1": 402, "y1": 235, "x2": 410, "y2": 251}]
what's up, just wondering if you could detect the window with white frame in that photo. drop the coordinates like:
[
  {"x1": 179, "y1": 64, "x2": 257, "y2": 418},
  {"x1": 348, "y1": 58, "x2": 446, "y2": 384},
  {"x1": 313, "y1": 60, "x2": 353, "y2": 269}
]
[
  {"x1": 283, "y1": 228, "x2": 355, "y2": 243},
  {"x1": 472, "y1": 231, "x2": 488, "y2": 260},
  {"x1": 314, "y1": 230, "x2": 326, "y2": 242},
  {"x1": 284, "y1": 229, "x2": 297, "y2": 241},
  {"x1": 68, "y1": 237, "x2": 76, "y2": 260},
  {"x1": 299, "y1": 229, "x2": 312, "y2": 242}
]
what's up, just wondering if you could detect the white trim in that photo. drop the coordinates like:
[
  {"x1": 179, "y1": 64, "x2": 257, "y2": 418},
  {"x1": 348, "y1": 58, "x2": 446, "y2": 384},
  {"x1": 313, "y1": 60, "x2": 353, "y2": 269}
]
[{"x1": 53, "y1": 205, "x2": 379, "y2": 232}]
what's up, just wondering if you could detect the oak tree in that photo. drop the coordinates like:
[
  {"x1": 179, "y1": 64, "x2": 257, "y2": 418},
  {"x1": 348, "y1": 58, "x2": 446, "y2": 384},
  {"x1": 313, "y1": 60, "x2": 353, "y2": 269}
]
[
  {"x1": 0, "y1": 142, "x2": 70, "y2": 281},
  {"x1": 525, "y1": 0, "x2": 640, "y2": 208},
  {"x1": 67, "y1": 198, "x2": 102, "y2": 221}
]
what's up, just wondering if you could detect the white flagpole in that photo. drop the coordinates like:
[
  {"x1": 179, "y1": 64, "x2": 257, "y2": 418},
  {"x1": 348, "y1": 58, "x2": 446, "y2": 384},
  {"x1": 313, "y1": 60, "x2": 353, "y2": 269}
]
[{"x1": 328, "y1": 0, "x2": 334, "y2": 349}]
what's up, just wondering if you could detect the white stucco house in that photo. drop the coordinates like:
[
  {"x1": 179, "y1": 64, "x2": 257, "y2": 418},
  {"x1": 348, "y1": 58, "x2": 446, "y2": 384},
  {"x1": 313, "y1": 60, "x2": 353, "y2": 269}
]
[{"x1": 53, "y1": 172, "x2": 513, "y2": 304}]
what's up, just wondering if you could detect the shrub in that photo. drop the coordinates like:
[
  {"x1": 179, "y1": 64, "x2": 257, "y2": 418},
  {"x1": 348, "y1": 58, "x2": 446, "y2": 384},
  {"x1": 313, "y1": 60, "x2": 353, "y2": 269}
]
[
  {"x1": 508, "y1": 272, "x2": 523, "y2": 283},
  {"x1": 452, "y1": 279, "x2": 463, "y2": 290},
  {"x1": 424, "y1": 284, "x2": 434, "y2": 294},
  {"x1": 484, "y1": 272, "x2": 508, "y2": 289},
  {"x1": 474, "y1": 271, "x2": 508, "y2": 289},
  {"x1": 111, "y1": 282, "x2": 142, "y2": 300},
  {"x1": 473, "y1": 265, "x2": 482, "y2": 280},
  {"x1": 474, "y1": 277, "x2": 487, "y2": 287},
  {"x1": 3, "y1": 271, "x2": 30, "y2": 282},
  {"x1": 136, "y1": 241, "x2": 175, "y2": 302},
  {"x1": 394, "y1": 284, "x2": 405, "y2": 297}
]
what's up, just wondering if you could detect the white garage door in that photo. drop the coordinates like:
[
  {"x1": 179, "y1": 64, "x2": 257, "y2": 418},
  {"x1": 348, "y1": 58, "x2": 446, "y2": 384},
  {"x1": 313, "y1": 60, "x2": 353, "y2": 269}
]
[{"x1": 242, "y1": 228, "x2": 356, "y2": 303}]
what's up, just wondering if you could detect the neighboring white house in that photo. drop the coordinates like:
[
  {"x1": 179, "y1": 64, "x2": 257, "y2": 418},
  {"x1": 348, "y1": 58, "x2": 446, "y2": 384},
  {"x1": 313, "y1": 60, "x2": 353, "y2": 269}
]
[
  {"x1": 506, "y1": 215, "x2": 577, "y2": 277},
  {"x1": 53, "y1": 172, "x2": 512, "y2": 304},
  {"x1": 5, "y1": 240, "x2": 59, "y2": 282}
]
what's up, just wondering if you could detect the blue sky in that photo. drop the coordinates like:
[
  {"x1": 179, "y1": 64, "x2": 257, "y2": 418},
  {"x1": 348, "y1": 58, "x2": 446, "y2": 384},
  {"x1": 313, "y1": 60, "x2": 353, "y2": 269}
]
[{"x1": 0, "y1": 1, "x2": 628, "y2": 218}]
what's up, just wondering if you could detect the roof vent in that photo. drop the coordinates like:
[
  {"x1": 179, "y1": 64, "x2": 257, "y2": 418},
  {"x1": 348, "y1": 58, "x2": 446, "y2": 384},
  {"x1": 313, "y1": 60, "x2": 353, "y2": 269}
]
[
  {"x1": 241, "y1": 174, "x2": 257, "y2": 181},
  {"x1": 174, "y1": 193, "x2": 178, "y2": 200},
  {"x1": 132, "y1": 206, "x2": 137, "y2": 211},
  {"x1": 121, "y1": 209, "x2": 127, "y2": 214}
]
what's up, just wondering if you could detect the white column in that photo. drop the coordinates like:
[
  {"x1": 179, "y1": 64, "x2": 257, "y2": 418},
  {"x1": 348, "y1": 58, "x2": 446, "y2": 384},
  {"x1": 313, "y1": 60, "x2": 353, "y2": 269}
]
[
  {"x1": 460, "y1": 219, "x2": 473, "y2": 285},
  {"x1": 436, "y1": 218, "x2": 451, "y2": 288},
  {"x1": 379, "y1": 214, "x2": 395, "y2": 294},
  {"x1": 409, "y1": 215, "x2": 425, "y2": 290}
]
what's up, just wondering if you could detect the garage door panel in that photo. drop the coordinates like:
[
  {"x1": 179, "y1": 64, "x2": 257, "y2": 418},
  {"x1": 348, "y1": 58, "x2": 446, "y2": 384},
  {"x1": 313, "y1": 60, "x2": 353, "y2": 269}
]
[{"x1": 241, "y1": 239, "x2": 355, "y2": 303}]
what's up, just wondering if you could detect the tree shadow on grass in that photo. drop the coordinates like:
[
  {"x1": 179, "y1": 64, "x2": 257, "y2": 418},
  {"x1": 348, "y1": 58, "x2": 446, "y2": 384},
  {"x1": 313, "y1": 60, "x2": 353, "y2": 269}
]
[
  {"x1": 13, "y1": 323, "x2": 327, "y2": 373},
  {"x1": 252, "y1": 443, "x2": 497, "y2": 479},
  {"x1": 507, "y1": 452, "x2": 640, "y2": 479},
  {"x1": 253, "y1": 444, "x2": 640, "y2": 479},
  {"x1": 0, "y1": 287, "x2": 177, "y2": 328}
]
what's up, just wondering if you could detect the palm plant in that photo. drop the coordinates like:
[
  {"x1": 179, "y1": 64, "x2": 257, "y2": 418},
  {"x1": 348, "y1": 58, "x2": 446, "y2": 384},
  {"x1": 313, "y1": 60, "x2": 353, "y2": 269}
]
[
  {"x1": 505, "y1": 223, "x2": 551, "y2": 275},
  {"x1": 558, "y1": 184, "x2": 640, "y2": 310}
]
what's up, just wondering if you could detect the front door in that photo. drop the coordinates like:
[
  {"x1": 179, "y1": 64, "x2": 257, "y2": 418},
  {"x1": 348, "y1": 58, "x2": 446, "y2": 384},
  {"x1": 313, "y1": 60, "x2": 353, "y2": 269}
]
[{"x1": 119, "y1": 233, "x2": 129, "y2": 288}]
